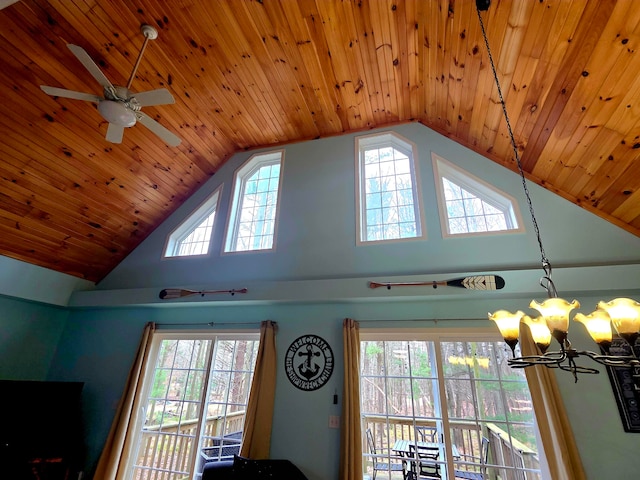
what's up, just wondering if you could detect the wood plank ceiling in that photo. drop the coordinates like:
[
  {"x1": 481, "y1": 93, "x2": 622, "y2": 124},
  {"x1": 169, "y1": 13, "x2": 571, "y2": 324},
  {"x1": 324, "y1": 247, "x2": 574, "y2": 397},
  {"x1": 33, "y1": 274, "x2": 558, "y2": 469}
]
[{"x1": 1, "y1": 0, "x2": 639, "y2": 283}]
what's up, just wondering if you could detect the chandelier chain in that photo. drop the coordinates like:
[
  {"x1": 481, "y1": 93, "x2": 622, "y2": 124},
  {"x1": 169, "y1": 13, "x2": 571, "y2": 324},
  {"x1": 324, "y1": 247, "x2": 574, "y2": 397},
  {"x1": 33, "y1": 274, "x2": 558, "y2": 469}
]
[
  {"x1": 475, "y1": 7, "x2": 556, "y2": 296},
  {"x1": 481, "y1": 2, "x2": 640, "y2": 381}
]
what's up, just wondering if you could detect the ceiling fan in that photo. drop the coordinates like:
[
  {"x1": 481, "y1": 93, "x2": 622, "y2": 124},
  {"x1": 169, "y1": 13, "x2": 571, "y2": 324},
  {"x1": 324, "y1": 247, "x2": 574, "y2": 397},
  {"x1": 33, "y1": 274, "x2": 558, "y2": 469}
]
[{"x1": 40, "y1": 24, "x2": 180, "y2": 146}]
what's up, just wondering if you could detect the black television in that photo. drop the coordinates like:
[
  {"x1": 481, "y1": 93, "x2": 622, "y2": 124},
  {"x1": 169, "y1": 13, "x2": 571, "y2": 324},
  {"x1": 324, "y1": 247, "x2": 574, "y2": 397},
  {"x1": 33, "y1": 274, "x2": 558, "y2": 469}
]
[{"x1": 0, "y1": 380, "x2": 85, "y2": 480}]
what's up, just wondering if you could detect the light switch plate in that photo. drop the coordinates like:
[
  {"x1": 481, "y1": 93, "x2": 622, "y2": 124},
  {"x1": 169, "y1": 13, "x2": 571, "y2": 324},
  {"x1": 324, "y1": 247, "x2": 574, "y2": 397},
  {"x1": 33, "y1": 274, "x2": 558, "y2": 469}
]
[{"x1": 329, "y1": 415, "x2": 340, "y2": 428}]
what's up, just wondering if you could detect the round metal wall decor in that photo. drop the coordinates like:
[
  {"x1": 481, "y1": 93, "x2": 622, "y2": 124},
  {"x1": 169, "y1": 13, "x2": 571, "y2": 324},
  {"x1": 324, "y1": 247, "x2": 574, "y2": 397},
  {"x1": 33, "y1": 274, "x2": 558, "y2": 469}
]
[{"x1": 284, "y1": 334, "x2": 334, "y2": 391}]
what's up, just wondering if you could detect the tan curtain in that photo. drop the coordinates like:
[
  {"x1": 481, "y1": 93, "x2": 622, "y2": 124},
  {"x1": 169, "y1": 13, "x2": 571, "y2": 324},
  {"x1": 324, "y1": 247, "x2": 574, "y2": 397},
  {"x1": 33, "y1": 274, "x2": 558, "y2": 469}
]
[
  {"x1": 520, "y1": 322, "x2": 586, "y2": 480},
  {"x1": 339, "y1": 318, "x2": 363, "y2": 480},
  {"x1": 240, "y1": 320, "x2": 277, "y2": 459},
  {"x1": 94, "y1": 322, "x2": 156, "y2": 480}
]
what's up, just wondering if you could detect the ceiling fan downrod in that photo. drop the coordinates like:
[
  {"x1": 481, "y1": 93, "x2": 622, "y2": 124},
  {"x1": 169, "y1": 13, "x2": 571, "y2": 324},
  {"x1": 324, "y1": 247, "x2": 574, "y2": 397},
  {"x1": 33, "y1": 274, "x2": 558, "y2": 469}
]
[{"x1": 126, "y1": 24, "x2": 158, "y2": 89}]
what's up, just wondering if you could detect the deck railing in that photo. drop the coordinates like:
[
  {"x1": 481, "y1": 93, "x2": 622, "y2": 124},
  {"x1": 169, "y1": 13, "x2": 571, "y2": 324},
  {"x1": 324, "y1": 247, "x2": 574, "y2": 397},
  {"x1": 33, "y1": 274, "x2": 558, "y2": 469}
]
[
  {"x1": 364, "y1": 414, "x2": 541, "y2": 480},
  {"x1": 136, "y1": 411, "x2": 245, "y2": 480},
  {"x1": 135, "y1": 412, "x2": 539, "y2": 480}
]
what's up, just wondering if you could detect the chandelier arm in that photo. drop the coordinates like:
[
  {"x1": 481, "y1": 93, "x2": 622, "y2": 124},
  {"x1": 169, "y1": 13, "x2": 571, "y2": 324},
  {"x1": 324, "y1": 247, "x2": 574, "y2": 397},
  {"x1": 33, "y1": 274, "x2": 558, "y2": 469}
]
[
  {"x1": 508, "y1": 350, "x2": 600, "y2": 376},
  {"x1": 582, "y1": 350, "x2": 640, "y2": 368},
  {"x1": 568, "y1": 355, "x2": 579, "y2": 382},
  {"x1": 475, "y1": 6, "x2": 551, "y2": 278},
  {"x1": 556, "y1": 362, "x2": 600, "y2": 376},
  {"x1": 507, "y1": 350, "x2": 568, "y2": 367}
]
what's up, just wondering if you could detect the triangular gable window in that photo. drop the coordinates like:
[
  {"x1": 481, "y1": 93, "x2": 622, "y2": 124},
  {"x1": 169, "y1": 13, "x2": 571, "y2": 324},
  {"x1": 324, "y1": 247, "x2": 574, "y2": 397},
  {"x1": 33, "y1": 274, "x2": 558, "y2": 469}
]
[
  {"x1": 433, "y1": 153, "x2": 523, "y2": 237},
  {"x1": 164, "y1": 186, "x2": 222, "y2": 257}
]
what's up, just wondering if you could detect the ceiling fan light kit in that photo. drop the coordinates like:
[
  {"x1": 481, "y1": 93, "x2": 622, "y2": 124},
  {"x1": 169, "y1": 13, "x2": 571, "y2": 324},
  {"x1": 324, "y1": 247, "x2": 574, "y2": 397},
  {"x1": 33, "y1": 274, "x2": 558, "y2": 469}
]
[
  {"x1": 98, "y1": 100, "x2": 136, "y2": 127},
  {"x1": 40, "y1": 24, "x2": 180, "y2": 146}
]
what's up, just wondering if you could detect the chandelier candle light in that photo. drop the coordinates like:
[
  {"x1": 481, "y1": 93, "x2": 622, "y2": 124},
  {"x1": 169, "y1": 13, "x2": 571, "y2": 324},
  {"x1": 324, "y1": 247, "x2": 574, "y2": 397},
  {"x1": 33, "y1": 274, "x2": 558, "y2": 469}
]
[{"x1": 476, "y1": 0, "x2": 640, "y2": 381}]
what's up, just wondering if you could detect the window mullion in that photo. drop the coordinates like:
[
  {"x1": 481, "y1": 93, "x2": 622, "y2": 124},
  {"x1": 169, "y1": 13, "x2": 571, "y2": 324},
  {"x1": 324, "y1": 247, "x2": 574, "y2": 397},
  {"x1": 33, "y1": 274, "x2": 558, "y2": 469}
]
[
  {"x1": 432, "y1": 337, "x2": 455, "y2": 478},
  {"x1": 494, "y1": 343, "x2": 521, "y2": 476},
  {"x1": 406, "y1": 342, "x2": 418, "y2": 444},
  {"x1": 172, "y1": 341, "x2": 199, "y2": 475},
  {"x1": 381, "y1": 341, "x2": 393, "y2": 469},
  {"x1": 464, "y1": 342, "x2": 483, "y2": 445},
  {"x1": 188, "y1": 338, "x2": 216, "y2": 479},
  {"x1": 221, "y1": 340, "x2": 238, "y2": 429}
]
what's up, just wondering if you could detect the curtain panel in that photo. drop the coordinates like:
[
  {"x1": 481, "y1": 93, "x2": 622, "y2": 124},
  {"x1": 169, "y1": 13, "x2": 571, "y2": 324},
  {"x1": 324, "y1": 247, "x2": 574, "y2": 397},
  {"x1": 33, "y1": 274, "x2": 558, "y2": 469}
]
[
  {"x1": 339, "y1": 318, "x2": 363, "y2": 480},
  {"x1": 240, "y1": 320, "x2": 278, "y2": 459},
  {"x1": 94, "y1": 322, "x2": 156, "y2": 480},
  {"x1": 520, "y1": 322, "x2": 586, "y2": 480}
]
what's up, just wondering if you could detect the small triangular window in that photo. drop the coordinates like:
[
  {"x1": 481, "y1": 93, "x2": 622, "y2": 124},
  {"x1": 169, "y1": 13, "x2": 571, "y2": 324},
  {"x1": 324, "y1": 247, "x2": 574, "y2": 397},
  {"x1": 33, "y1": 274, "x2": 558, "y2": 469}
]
[
  {"x1": 433, "y1": 154, "x2": 523, "y2": 237},
  {"x1": 164, "y1": 186, "x2": 221, "y2": 257}
]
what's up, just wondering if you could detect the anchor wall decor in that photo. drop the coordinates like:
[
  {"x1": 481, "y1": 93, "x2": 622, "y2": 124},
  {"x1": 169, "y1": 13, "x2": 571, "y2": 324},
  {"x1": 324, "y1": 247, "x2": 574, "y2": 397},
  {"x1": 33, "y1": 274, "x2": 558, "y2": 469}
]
[{"x1": 284, "y1": 334, "x2": 334, "y2": 391}]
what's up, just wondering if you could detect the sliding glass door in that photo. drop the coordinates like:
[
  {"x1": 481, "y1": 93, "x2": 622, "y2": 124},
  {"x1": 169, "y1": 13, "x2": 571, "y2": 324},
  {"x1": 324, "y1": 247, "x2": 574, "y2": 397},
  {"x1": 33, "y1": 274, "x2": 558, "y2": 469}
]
[
  {"x1": 126, "y1": 332, "x2": 259, "y2": 480},
  {"x1": 360, "y1": 332, "x2": 544, "y2": 480}
]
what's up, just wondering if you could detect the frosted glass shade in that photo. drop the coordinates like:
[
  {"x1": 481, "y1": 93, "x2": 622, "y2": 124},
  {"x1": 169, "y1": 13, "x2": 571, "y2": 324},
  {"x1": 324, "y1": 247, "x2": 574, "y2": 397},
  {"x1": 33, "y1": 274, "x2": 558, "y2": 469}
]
[
  {"x1": 488, "y1": 310, "x2": 524, "y2": 354},
  {"x1": 574, "y1": 310, "x2": 612, "y2": 349},
  {"x1": 530, "y1": 298, "x2": 580, "y2": 344},
  {"x1": 523, "y1": 315, "x2": 552, "y2": 353},
  {"x1": 597, "y1": 298, "x2": 640, "y2": 345},
  {"x1": 98, "y1": 100, "x2": 136, "y2": 127}
]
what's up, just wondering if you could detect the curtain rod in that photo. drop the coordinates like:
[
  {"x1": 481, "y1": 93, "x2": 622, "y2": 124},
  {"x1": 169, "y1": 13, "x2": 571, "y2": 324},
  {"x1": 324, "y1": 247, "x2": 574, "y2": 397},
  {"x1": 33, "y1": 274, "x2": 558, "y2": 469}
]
[
  {"x1": 357, "y1": 318, "x2": 487, "y2": 324},
  {"x1": 156, "y1": 321, "x2": 271, "y2": 328}
]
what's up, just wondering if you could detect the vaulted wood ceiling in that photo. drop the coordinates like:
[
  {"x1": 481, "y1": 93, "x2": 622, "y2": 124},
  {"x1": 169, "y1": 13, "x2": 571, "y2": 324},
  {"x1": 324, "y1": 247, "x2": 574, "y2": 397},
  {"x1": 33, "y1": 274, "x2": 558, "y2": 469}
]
[{"x1": 1, "y1": 0, "x2": 639, "y2": 283}]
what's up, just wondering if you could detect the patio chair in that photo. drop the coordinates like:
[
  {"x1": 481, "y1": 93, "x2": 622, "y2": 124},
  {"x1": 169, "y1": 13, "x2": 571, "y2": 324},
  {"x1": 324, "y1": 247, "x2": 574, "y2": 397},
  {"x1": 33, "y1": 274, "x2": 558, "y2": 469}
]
[
  {"x1": 409, "y1": 443, "x2": 441, "y2": 479},
  {"x1": 454, "y1": 436, "x2": 489, "y2": 480},
  {"x1": 365, "y1": 428, "x2": 405, "y2": 480},
  {"x1": 415, "y1": 426, "x2": 438, "y2": 443}
]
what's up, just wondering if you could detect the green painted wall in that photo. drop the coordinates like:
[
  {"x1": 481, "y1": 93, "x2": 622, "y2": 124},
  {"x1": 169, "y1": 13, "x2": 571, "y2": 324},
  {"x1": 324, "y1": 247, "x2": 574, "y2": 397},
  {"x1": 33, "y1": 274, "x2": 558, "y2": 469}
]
[
  {"x1": 44, "y1": 294, "x2": 640, "y2": 479},
  {"x1": 0, "y1": 295, "x2": 68, "y2": 379}
]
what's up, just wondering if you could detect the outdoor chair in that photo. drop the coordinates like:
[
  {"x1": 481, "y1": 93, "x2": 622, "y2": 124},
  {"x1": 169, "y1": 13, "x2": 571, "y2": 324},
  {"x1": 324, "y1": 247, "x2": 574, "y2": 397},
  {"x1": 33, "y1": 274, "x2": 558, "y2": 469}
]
[
  {"x1": 365, "y1": 428, "x2": 405, "y2": 480},
  {"x1": 409, "y1": 443, "x2": 441, "y2": 479},
  {"x1": 454, "y1": 436, "x2": 490, "y2": 480},
  {"x1": 415, "y1": 426, "x2": 438, "y2": 443},
  {"x1": 198, "y1": 431, "x2": 243, "y2": 473}
]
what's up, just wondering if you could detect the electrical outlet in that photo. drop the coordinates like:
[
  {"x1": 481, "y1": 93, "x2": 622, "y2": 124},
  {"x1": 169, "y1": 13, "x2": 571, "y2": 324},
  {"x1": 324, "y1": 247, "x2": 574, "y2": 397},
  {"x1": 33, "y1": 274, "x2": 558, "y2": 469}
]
[{"x1": 329, "y1": 415, "x2": 340, "y2": 428}]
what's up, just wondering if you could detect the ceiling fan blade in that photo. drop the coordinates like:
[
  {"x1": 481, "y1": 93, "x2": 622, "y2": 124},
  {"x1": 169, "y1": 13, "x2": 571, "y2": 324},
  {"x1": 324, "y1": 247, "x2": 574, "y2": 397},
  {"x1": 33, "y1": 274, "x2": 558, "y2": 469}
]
[
  {"x1": 67, "y1": 44, "x2": 114, "y2": 89},
  {"x1": 40, "y1": 85, "x2": 102, "y2": 103},
  {"x1": 137, "y1": 112, "x2": 181, "y2": 147},
  {"x1": 105, "y1": 123, "x2": 125, "y2": 144},
  {"x1": 133, "y1": 88, "x2": 175, "y2": 107}
]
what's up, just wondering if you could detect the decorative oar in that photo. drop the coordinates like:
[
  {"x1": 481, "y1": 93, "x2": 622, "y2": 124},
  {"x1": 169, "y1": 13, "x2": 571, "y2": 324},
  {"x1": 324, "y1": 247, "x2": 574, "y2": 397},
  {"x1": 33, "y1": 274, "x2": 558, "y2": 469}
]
[
  {"x1": 159, "y1": 288, "x2": 248, "y2": 300},
  {"x1": 369, "y1": 275, "x2": 505, "y2": 291}
]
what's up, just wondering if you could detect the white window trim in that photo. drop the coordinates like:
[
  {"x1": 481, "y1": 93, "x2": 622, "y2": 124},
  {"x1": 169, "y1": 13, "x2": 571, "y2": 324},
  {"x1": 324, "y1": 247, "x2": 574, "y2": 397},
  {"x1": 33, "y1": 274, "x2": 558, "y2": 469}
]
[
  {"x1": 355, "y1": 131, "x2": 427, "y2": 245},
  {"x1": 360, "y1": 326, "x2": 499, "y2": 341},
  {"x1": 223, "y1": 150, "x2": 284, "y2": 254},
  {"x1": 162, "y1": 185, "x2": 223, "y2": 258},
  {"x1": 432, "y1": 153, "x2": 525, "y2": 238},
  {"x1": 127, "y1": 329, "x2": 260, "y2": 480}
]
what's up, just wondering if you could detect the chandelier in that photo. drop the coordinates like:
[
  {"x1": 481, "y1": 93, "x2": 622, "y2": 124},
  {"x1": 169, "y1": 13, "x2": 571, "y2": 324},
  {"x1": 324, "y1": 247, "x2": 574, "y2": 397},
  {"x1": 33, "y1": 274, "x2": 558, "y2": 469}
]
[{"x1": 476, "y1": 1, "x2": 640, "y2": 380}]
